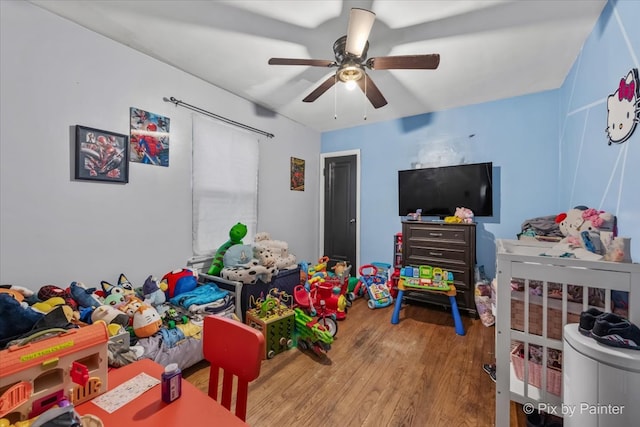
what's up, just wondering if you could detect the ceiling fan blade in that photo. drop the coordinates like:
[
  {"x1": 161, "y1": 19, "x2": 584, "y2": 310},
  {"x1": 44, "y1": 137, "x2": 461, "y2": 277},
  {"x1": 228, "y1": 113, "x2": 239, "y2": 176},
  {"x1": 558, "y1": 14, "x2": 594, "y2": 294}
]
[
  {"x1": 302, "y1": 74, "x2": 337, "y2": 103},
  {"x1": 345, "y1": 8, "x2": 376, "y2": 57},
  {"x1": 356, "y1": 74, "x2": 387, "y2": 109},
  {"x1": 367, "y1": 54, "x2": 440, "y2": 70},
  {"x1": 268, "y1": 58, "x2": 335, "y2": 67}
]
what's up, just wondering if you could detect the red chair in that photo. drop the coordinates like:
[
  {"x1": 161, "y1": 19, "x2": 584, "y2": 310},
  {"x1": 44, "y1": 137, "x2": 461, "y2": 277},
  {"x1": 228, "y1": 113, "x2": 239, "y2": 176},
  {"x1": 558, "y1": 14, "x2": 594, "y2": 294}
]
[{"x1": 202, "y1": 315, "x2": 265, "y2": 421}]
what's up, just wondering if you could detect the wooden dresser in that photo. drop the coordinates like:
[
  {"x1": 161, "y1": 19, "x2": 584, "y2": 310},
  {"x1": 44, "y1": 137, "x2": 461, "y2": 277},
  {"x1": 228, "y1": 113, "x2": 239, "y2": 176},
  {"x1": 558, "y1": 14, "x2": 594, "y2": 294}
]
[{"x1": 401, "y1": 221, "x2": 477, "y2": 316}]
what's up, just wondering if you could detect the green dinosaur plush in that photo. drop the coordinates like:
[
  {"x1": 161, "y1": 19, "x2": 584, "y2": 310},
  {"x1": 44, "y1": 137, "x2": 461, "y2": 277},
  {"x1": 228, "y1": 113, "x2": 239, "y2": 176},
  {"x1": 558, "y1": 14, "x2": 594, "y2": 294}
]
[{"x1": 207, "y1": 222, "x2": 248, "y2": 275}]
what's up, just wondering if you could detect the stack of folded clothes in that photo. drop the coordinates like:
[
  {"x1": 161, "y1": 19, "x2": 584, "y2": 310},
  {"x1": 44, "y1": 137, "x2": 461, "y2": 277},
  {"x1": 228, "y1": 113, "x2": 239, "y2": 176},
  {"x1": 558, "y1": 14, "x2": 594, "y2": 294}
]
[{"x1": 579, "y1": 308, "x2": 640, "y2": 350}]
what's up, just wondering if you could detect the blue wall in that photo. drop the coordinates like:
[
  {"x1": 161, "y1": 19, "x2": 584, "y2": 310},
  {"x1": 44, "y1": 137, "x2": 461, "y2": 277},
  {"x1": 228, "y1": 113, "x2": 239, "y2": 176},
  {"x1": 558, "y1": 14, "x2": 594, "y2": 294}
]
[
  {"x1": 321, "y1": 0, "x2": 639, "y2": 279},
  {"x1": 558, "y1": 0, "x2": 639, "y2": 245}
]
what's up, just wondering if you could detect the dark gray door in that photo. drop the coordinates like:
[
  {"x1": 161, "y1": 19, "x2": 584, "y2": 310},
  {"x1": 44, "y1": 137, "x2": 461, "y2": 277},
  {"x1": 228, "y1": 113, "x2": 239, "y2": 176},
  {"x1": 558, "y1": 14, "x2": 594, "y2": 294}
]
[{"x1": 323, "y1": 155, "x2": 357, "y2": 268}]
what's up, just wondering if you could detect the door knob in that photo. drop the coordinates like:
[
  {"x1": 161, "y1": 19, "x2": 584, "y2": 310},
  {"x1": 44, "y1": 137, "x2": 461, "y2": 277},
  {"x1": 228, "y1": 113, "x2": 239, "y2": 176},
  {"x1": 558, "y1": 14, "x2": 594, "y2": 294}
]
[{"x1": 349, "y1": 219, "x2": 356, "y2": 223}]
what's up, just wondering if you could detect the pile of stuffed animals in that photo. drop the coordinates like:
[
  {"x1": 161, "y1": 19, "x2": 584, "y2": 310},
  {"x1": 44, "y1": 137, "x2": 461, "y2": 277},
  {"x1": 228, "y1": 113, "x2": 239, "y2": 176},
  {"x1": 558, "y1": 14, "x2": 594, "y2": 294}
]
[
  {"x1": 546, "y1": 205, "x2": 629, "y2": 261},
  {"x1": 0, "y1": 268, "x2": 231, "y2": 357},
  {"x1": 210, "y1": 225, "x2": 298, "y2": 285}
]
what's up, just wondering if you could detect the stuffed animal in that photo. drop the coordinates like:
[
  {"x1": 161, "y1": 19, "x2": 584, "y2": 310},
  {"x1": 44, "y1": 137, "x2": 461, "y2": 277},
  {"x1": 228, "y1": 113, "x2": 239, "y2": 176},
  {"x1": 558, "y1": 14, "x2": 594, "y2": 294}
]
[
  {"x1": 91, "y1": 305, "x2": 130, "y2": 328},
  {"x1": 0, "y1": 284, "x2": 34, "y2": 299},
  {"x1": 132, "y1": 304, "x2": 162, "y2": 338},
  {"x1": 142, "y1": 275, "x2": 168, "y2": 315},
  {"x1": 555, "y1": 206, "x2": 615, "y2": 240},
  {"x1": 0, "y1": 293, "x2": 44, "y2": 346},
  {"x1": 455, "y1": 207, "x2": 474, "y2": 224},
  {"x1": 220, "y1": 247, "x2": 279, "y2": 285},
  {"x1": 103, "y1": 292, "x2": 126, "y2": 309},
  {"x1": 550, "y1": 206, "x2": 617, "y2": 259},
  {"x1": 69, "y1": 281, "x2": 103, "y2": 309},
  {"x1": 161, "y1": 268, "x2": 198, "y2": 299},
  {"x1": 207, "y1": 222, "x2": 248, "y2": 276},
  {"x1": 38, "y1": 285, "x2": 78, "y2": 310},
  {"x1": 101, "y1": 273, "x2": 136, "y2": 297},
  {"x1": 253, "y1": 232, "x2": 298, "y2": 269}
]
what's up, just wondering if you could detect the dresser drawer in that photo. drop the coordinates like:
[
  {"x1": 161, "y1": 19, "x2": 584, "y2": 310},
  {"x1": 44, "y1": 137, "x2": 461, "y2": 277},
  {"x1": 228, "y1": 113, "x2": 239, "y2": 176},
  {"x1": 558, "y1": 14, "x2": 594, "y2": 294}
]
[
  {"x1": 405, "y1": 223, "x2": 469, "y2": 245},
  {"x1": 405, "y1": 243, "x2": 469, "y2": 264}
]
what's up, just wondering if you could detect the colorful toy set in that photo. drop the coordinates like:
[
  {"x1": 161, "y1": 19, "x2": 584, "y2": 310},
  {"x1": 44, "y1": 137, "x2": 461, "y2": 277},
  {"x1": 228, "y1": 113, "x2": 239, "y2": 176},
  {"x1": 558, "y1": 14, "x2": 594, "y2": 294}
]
[
  {"x1": 356, "y1": 264, "x2": 394, "y2": 309},
  {"x1": 391, "y1": 265, "x2": 465, "y2": 335},
  {"x1": 245, "y1": 289, "x2": 295, "y2": 359},
  {"x1": 293, "y1": 257, "x2": 352, "y2": 336},
  {"x1": 400, "y1": 265, "x2": 453, "y2": 291},
  {"x1": 0, "y1": 323, "x2": 109, "y2": 424}
]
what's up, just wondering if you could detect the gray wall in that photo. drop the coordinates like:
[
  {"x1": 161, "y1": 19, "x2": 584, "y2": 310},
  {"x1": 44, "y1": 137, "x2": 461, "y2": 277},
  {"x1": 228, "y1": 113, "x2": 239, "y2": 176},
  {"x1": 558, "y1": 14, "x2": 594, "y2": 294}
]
[{"x1": 0, "y1": 1, "x2": 321, "y2": 290}]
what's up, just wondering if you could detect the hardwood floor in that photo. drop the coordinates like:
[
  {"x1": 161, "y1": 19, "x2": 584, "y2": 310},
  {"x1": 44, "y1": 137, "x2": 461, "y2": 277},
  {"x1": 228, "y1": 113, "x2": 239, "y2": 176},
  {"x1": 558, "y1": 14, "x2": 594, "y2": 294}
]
[{"x1": 183, "y1": 298, "x2": 529, "y2": 427}]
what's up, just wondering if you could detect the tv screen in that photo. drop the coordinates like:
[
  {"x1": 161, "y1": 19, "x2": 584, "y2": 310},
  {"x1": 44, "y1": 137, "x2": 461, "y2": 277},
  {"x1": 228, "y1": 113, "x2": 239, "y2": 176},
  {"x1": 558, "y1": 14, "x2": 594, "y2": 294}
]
[{"x1": 398, "y1": 162, "x2": 493, "y2": 218}]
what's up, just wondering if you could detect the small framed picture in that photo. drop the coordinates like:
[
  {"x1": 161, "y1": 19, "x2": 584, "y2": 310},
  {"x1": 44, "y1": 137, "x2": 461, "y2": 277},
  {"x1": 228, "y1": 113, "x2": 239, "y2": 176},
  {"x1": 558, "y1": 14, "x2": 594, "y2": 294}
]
[
  {"x1": 75, "y1": 125, "x2": 129, "y2": 183},
  {"x1": 290, "y1": 157, "x2": 305, "y2": 191}
]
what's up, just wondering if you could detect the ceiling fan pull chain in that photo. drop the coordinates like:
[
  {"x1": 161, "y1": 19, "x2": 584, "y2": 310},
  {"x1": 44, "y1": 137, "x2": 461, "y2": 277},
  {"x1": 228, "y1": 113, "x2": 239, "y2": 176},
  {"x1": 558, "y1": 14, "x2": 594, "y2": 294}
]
[
  {"x1": 334, "y1": 73, "x2": 338, "y2": 120},
  {"x1": 363, "y1": 74, "x2": 367, "y2": 120}
]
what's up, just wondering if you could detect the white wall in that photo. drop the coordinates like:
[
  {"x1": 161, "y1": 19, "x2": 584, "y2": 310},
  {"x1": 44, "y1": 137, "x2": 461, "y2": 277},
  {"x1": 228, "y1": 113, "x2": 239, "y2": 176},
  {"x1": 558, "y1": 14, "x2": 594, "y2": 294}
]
[{"x1": 0, "y1": 1, "x2": 320, "y2": 290}]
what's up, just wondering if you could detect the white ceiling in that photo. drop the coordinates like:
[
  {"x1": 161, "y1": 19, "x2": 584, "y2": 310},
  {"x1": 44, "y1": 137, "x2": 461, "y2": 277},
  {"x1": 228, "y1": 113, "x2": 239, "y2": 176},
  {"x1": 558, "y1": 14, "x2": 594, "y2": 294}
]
[{"x1": 31, "y1": 0, "x2": 607, "y2": 133}]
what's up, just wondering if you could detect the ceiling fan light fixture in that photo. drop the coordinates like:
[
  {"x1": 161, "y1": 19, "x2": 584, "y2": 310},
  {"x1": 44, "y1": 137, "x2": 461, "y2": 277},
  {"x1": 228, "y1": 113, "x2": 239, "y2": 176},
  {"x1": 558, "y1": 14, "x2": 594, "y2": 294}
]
[
  {"x1": 337, "y1": 65, "x2": 363, "y2": 83},
  {"x1": 344, "y1": 80, "x2": 358, "y2": 91}
]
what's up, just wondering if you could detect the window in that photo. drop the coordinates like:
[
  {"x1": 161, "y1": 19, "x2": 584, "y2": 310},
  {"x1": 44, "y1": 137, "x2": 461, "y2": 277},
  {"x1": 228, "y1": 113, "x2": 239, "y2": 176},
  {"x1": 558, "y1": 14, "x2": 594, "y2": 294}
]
[{"x1": 192, "y1": 115, "x2": 259, "y2": 256}]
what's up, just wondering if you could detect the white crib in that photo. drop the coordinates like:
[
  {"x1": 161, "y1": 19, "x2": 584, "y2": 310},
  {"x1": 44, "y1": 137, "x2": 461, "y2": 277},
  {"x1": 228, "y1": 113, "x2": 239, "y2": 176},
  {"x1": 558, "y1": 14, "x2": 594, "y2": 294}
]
[{"x1": 495, "y1": 239, "x2": 640, "y2": 427}]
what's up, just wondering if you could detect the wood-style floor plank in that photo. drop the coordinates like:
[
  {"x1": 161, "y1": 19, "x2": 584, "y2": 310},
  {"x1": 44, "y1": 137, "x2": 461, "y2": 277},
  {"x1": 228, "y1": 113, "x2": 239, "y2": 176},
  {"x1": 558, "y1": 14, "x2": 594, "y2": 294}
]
[{"x1": 183, "y1": 298, "x2": 529, "y2": 426}]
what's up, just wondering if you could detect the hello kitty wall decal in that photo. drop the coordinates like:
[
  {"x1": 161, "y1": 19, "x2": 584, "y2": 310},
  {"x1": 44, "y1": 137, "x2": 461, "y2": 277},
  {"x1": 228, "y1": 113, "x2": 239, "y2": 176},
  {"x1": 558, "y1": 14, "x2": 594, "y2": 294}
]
[{"x1": 607, "y1": 68, "x2": 639, "y2": 145}]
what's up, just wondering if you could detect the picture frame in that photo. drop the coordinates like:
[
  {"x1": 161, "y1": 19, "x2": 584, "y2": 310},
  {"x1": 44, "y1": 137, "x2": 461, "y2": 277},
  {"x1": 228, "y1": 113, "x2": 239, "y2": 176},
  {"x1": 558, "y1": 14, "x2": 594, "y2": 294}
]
[
  {"x1": 75, "y1": 125, "x2": 129, "y2": 183},
  {"x1": 290, "y1": 157, "x2": 305, "y2": 191}
]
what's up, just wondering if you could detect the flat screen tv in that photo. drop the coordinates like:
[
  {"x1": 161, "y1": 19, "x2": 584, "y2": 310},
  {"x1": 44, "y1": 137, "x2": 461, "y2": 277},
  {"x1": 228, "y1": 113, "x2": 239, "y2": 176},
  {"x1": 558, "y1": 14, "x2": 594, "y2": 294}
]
[{"x1": 398, "y1": 162, "x2": 493, "y2": 218}]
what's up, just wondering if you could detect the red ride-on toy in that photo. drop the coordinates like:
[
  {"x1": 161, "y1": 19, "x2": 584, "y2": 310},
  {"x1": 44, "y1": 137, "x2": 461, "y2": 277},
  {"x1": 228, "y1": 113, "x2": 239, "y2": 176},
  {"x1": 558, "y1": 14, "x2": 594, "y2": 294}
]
[
  {"x1": 293, "y1": 284, "x2": 339, "y2": 337},
  {"x1": 293, "y1": 266, "x2": 351, "y2": 337}
]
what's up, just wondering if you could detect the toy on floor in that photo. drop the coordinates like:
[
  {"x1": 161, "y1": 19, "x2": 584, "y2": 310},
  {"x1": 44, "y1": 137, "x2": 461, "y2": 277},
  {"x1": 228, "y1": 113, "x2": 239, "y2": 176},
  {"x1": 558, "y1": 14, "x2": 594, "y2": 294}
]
[
  {"x1": 391, "y1": 266, "x2": 465, "y2": 335},
  {"x1": 358, "y1": 264, "x2": 394, "y2": 309},
  {"x1": 207, "y1": 222, "x2": 247, "y2": 276},
  {"x1": 293, "y1": 262, "x2": 350, "y2": 336},
  {"x1": 246, "y1": 290, "x2": 295, "y2": 359},
  {"x1": 293, "y1": 308, "x2": 333, "y2": 356}
]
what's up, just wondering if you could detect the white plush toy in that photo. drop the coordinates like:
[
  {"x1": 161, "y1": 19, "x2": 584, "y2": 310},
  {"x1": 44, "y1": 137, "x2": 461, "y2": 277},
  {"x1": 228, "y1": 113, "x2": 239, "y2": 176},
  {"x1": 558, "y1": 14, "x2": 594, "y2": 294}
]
[
  {"x1": 220, "y1": 246, "x2": 279, "y2": 285},
  {"x1": 555, "y1": 206, "x2": 614, "y2": 242},
  {"x1": 550, "y1": 206, "x2": 616, "y2": 259},
  {"x1": 254, "y1": 232, "x2": 297, "y2": 269}
]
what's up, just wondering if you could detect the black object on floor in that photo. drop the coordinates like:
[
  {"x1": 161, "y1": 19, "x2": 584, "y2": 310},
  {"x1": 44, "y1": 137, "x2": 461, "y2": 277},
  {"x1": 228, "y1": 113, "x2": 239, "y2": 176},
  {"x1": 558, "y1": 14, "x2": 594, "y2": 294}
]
[{"x1": 482, "y1": 363, "x2": 496, "y2": 382}]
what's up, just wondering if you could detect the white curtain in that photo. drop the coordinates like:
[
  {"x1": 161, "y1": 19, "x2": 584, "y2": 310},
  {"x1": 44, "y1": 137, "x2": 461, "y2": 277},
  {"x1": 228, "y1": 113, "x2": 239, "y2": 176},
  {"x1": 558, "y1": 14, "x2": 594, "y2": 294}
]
[{"x1": 192, "y1": 115, "x2": 259, "y2": 256}]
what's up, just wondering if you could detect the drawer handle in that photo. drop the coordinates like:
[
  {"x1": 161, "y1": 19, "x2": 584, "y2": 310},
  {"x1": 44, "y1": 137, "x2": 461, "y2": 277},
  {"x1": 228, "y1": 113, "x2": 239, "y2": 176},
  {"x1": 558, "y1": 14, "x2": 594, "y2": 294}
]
[
  {"x1": 430, "y1": 251, "x2": 443, "y2": 257},
  {"x1": 429, "y1": 232, "x2": 443, "y2": 237}
]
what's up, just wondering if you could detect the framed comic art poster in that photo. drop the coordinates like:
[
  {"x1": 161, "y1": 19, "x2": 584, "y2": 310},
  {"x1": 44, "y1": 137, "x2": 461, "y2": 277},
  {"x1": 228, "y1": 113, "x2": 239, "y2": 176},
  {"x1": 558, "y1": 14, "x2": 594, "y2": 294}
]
[{"x1": 75, "y1": 125, "x2": 129, "y2": 183}]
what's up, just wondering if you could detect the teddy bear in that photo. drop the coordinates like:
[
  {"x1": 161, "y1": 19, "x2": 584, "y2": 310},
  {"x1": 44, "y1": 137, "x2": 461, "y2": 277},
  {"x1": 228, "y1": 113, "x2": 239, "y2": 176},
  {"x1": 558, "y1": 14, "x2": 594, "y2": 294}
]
[{"x1": 253, "y1": 232, "x2": 298, "y2": 270}]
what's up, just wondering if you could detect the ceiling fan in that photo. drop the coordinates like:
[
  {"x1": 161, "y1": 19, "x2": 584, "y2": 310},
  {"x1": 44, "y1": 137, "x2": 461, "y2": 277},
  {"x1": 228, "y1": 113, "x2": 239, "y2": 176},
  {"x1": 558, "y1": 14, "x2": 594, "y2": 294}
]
[{"x1": 268, "y1": 8, "x2": 440, "y2": 109}]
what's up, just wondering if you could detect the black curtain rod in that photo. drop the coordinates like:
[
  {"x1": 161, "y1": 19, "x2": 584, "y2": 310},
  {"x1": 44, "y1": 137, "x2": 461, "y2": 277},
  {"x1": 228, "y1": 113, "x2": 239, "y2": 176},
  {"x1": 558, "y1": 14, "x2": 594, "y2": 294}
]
[{"x1": 163, "y1": 96, "x2": 274, "y2": 139}]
